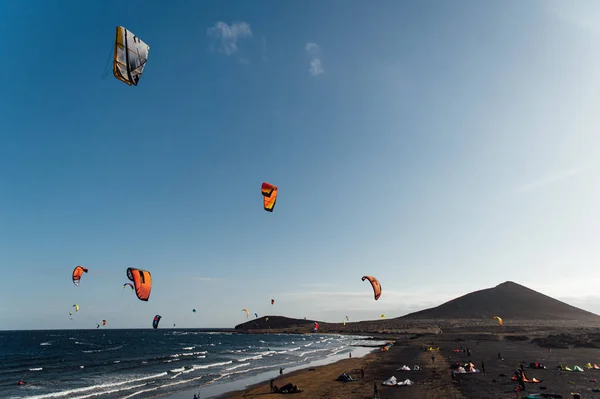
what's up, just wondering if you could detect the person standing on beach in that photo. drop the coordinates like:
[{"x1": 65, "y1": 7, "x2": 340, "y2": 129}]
[
  {"x1": 498, "y1": 352, "x2": 503, "y2": 361},
  {"x1": 270, "y1": 379, "x2": 275, "y2": 393},
  {"x1": 514, "y1": 385, "x2": 522, "y2": 399},
  {"x1": 361, "y1": 367, "x2": 365, "y2": 379},
  {"x1": 280, "y1": 367, "x2": 283, "y2": 375},
  {"x1": 431, "y1": 354, "x2": 435, "y2": 364},
  {"x1": 373, "y1": 381, "x2": 380, "y2": 399},
  {"x1": 481, "y1": 361, "x2": 485, "y2": 373},
  {"x1": 515, "y1": 369, "x2": 525, "y2": 391}
]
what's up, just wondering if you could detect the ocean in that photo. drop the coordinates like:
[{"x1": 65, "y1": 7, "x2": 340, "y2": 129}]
[{"x1": 1, "y1": 329, "x2": 375, "y2": 399}]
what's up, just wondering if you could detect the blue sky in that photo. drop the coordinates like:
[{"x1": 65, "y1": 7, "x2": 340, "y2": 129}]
[{"x1": 1, "y1": 0, "x2": 599, "y2": 329}]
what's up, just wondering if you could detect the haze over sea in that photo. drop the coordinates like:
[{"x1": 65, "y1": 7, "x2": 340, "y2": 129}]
[{"x1": 1, "y1": 329, "x2": 380, "y2": 399}]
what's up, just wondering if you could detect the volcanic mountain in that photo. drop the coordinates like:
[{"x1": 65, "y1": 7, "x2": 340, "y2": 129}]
[
  {"x1": 234, "y1": 281, "x2": 600, "y2": 331},
  {"x1": 400, "y1": 281, "x2": 600, "y2": 321}
]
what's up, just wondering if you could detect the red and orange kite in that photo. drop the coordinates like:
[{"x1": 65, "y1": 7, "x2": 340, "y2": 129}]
[
  {"x1": 72, "y1": 266, "x2": 88, "y2": 287},
  {"x1": 126, "y1": 267, "x2": 152, "y2": 301},
  {"x1": 362, "y1": 275, "x2": 381, "y2": 300},
  {"x1": 261, "y1": 182, "x2": 278, "y2": 212}
]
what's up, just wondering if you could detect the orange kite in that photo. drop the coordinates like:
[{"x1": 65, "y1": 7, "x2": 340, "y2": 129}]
[
  {"x1": 361, "y1": 275, "x2": 381, "y2": 300},
  {"x1": 72, "y1": 266, "x2": 88, "y2": 287},
  {"x1": 126, "y1": 267, "x2": 152, "y2": 301}
]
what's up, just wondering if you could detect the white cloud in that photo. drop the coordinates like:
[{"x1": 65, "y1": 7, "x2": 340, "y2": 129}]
[
  {"x1": 305, "y1": 42, "x2": 325, "y2": 76},
  {"x1": 273, "y1": 289, "x2": 448, "y2": 317},
  {"x1": 299, "y1": 283, "x2": 335, "y2": 288},
  {"x1": 207, "y1": 22, "x2": 252, "y2": 55},
  {"x1": 517, "y1": 166, "x2": 587, "y2": 192},
  {"x1": 190, "y1": 277, "x2": 223, "y2": 282},
  {"x1": 546, "y1": 1, "x2": 600, "y2": 36},
  {"x1": 557, "y1": 295, "x2": 600, "y2": 315}
]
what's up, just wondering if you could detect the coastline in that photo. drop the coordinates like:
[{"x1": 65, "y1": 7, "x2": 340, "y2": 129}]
[
  {"x1": 209, "y1": 339, "x2": 464, "y2": 399},
  {"x1": 164, "y1": 346, "x2": 377, "y2": 399}
]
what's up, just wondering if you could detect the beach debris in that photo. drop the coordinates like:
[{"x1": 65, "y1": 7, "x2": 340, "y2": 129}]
[
  {"x1": 276, "y1": 383, "x2": 302, "y2": 393},
  {"x1": 383, "y1": 376, "x2": 397, "y2": 386},
  {"x1": 382, "y1": 376, "x2": 413, "y2": 386},
  {"x1": 261, "y1": 182, "x2": 278, "y2": 212},
  {"x1": 72, "y1": 266, "x2": 88, "y2": 287},
  {"x1": 528, "y1": 362, "x2": 547, "y2": 370},
  {"x1": 113, "y1": 26, "x2": 150, "y2": 86},
  {"x1": 451, "y1": 361, "x2": 480, "y2": 374},
  {"x1": 361, "y1": 276, "x2": 381, "y2": 300},
  {"x1": 127, "y1": 267, "x2": 152, "y2": 301},
  {"x1": 336, "y1": 373, "x2": 355, "y2": 382}
]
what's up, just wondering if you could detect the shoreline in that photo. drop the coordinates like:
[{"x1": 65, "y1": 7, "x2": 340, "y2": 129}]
[
  {"x1": 164, "y1": 346, "x2": 377, "y2": 399},
  {"x1": 209, "y1": 340, "x2": 464, "y2": 399}
]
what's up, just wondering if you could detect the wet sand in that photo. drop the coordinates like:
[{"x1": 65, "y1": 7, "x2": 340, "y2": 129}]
[{"x1": 167, "y1": 347, "x2": 376, "y2": 399}]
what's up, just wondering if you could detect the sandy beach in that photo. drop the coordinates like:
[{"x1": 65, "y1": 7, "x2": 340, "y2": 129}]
[
  {"x1": 214, "y1": 340, "x2": 463, "y2": 399},
  {"x1": 168, "y1": 329, "x2": 600, "y2": 399}
]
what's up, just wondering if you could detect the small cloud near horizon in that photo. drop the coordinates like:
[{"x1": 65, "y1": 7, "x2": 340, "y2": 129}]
[
  {"x1": 517, "y1": 166, "x2": 587, "y2": 192},
  {"x1": 299, "y1": 283, "x2": 335, "y2": 288},
  {"x1": 190, "y1": 277, "x2": 223, "y2": 282},
  {"x1": 305, "y1": 42, "x2": 325, "y2": 76},
  {"x1": 207, "y1": 22, "x2": 252, "y2": 56},
  {"x1": 275, "y1": 289, "x2": 450, "y2": 315}
]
